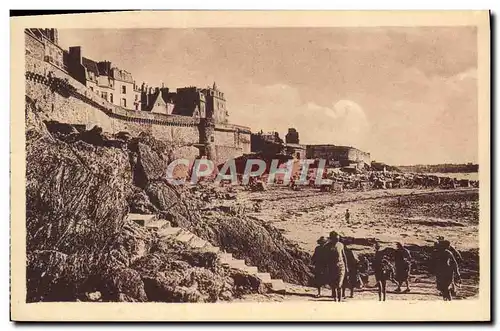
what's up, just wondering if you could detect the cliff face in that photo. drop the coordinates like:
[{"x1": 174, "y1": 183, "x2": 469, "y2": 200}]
[{"x1": 25, "y1": 99, "x2": 313, "y2": 302}]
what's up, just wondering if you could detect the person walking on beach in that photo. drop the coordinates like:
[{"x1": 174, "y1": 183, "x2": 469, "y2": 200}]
[
  {"x1": 342, "y1": 245, "x2": 363, "y2": 299},
  {"x1": 394, "y1": 242, "x2": 412, "y2": 293},
  {"x1": 432, "y1": 239, "x2": 461, "y2": 301},
  {"x1": 326, "y1": 231, "x2": 349, "y2": 302},
  {"x1": 373, "y1": 242, "x2": 395, "y2": 301},
  {"x1": 311, "y1": 236, "x2": 329, "y2": 298},
  {"x1": 345, "y1": 209, "x2": 350, "y2": 224},
  {"x1": 435, "y1": 236, "x2": 462, "y2": 296}
]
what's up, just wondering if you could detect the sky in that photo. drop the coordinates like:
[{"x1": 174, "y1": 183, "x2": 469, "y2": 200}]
[{"x1": 58, "y1": 27, "x2": 478, "y2": 165}]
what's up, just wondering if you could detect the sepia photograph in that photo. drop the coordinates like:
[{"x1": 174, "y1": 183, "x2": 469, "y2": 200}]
[{"x1": 10, "y1": 10, "x2": 491, "y2": 322}]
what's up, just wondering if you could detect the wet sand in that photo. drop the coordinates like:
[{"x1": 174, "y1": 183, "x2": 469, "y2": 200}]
[{"x1": 236, "y1": 186, "x2": 479, "y2": 301}]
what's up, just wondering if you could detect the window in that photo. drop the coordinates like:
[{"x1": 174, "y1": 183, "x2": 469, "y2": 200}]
[
  {"x1": 102, "y1": 92, "x2": 107, "y2": 100},
  {"x1": 122, "y1": 98, "x2": 127, "y2": 108},
  {"x1": 110, "y1": 93, "x2": 113, "y2": 103},
  {"x1": 135, "y1": 104, "x2": 138, "y2": 110},
  {"x1": 122, "y1": 85, "x2": 126, "y2": 94},
  {"x1": 135, "y1": 94, "x2": 138, "y2": 101},
  {"x1": 89, "y1": 86, "x2": 93, "y2": 92}
]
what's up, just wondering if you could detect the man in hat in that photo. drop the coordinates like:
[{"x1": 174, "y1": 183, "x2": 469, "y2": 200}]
[
  {"x1": 311, "y1": 236, "x2": 329, "y2": 297},
  {"x1": 326, "y1": 231, "x2": 349, "y2": 302},
  {"x1": 394, "y1": 242, "x2": 412, "y2": 293}
]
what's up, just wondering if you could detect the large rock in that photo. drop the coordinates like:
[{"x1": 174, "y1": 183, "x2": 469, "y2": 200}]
[
  {"x1": 136, "y1": 142, "x2": 168, "y2": 183},
  {"x1": 26, "y1": 114, "x2": 131, "y2": 256},
  {"x1": 25, "y1": 111, "x2": 132, "y2": 301},
  {"x1": 133, "y1": 252, "x2": 228, "y2": 303},
  {"x1": 26, "y1": 250, "x2": 69, "y2": 302},
  {"x1": 101, "y1": 267, "x2": 148, "y2": 302}
]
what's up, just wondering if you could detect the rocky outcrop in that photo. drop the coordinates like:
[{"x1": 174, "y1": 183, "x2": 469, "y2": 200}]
[
  {"x1": 25, "y1": 101, "x2": 313, "y2": 302},
  {"x1": 130, "y1": 133, "x2": 314, "y2": 286}
]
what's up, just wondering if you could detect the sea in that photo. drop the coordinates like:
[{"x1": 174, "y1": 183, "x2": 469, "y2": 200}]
[{"x1": 424, "y1": 172, "x2": 479, "y2": 181}]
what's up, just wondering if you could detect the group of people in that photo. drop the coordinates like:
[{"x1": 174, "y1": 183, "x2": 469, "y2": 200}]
[
  {"x1": 311, "y1": 232, "x2": 462, "y2": 301},
  {"x1": 311, "y1": 231, "x2": 366, "y2": 302}
]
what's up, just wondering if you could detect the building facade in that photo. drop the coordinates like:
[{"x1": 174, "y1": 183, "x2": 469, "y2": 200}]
[
  {"x1": 65, "y1": 48, "x2": 141, "y2": 111},
  {"x1": 284, "y1": 143, "x2": 306, "y2": 159},
  {"x1": 140, "y1": 85, "x2": 175, "y2": 115},
  {"x1": 140, "y1": 82, "x2": 229, "y2": 123},
  {"x1": 173, "y1": 86, "x2": 207, "y2": 118},
  {"x1": 306, "y1": 144, "x2": 371, "y2": 169}
]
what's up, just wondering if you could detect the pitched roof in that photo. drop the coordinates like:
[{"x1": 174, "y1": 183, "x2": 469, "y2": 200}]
[
  {"x1": 82, "y1": 57, "x2": 99, "y2": 76},
  {"x1": 111, "y1": 68, "x2": 133, "y2": 83}
]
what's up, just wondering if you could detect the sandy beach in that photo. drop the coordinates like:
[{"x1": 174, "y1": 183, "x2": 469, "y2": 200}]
[{"x1": 235, "y1": 186, "x2": 479, "y2": 301}]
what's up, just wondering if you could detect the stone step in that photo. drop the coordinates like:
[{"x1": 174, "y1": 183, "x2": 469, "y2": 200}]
[
  {"x1": 256, "y1": 273, "x2": 272, "y2": 282},
  {"x1": 219, "y1": 253, "x2": 233, "y2": 263},
  {"x1": 189, "y1": 236, "x2": 208, "y2": 249},
  {"x1": 228, "y1": 259, "x2": 247, "y2": 268},
  {"x1": 157, "y1": 219, "x2": 171, "y2": 227},
  {"x1": 244, "y1": 266, "x2": 258, "y2": 274},
  {"x1": 204, "y1": 244, "x2": 220, "y2": 254},
  {"x1": 126, "y1": 213, "x2": 157, "y2": 227},
  {"x1": 158, "y1": 227, "x2": 182, "y2": 237},
  {"x1": 270, "y1": 279, "x2": 286, "y2": 292},
  {"x1": 145, "y1": 219, "x2": 171, "y2": 230},
  {"x1": 176, "y1": 231, "x2": 195, "y2": 243}
]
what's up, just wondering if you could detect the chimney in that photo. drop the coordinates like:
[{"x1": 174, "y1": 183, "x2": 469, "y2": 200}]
[{"x1": 69, "y1": 46, "x2": 82, "y2": 65}]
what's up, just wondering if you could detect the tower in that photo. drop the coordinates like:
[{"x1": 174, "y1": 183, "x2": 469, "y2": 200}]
[
  {"x1": 204, "y1": 81, "x2": 227, "y2": 124},
  {"x1": 285, "y1": 128, "x2": 300, "y2": 144}
]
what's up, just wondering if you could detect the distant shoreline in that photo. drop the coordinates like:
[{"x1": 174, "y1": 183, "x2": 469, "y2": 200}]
[
  {"x1": 422, "y1": 172, "x2": 479, "y2": 181},
  {"x1": 396, "y1": 164, "x2": 478, "y2": 174}
]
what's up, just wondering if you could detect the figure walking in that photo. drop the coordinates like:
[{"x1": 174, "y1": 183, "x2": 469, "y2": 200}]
[
  {"x1": 433, "y1": 239, "x2": 461, "y2": 301},
  {"x1": 394, "y1": 242, "x2": 411, "y2": 293},
  {"x1": 342, "y1": 245, "x2": 363, "y2": 299},
  {"x1": 373, "y1": 242, "x2": 395, "y2": 301},
  {"x1": 436, "y1": 236, "x2": 463, "y2": 296},
  {"x1": 311, "y1": 236, "x2": 329, "y2": 298},
  {"x1": 326, "y1": 231, "x2": 349, "y2": 302}
]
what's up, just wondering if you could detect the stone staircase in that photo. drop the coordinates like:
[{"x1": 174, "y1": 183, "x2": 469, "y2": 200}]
[{"x1": 127, "y1": 213, "x2": 286, "y2": 293}]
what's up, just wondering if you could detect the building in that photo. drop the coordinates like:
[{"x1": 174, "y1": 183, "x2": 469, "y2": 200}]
[
  {"x1": 284, "y1": 143, "x2": 306, "y2": 159},
  {"x1": 140, "y1": 84, "x2": 175, "y2": 115},
  {"x1": 65, "y1": 47, "x2": 141, "y2": 110},
  {"x1": 306, "y1": 145, "x2": 371, "y2": 169},
  {"x1": 251, "y1": 131, "x2": 284, "y2": 155},
  {"x1": 171, "y1": 82, "x2": 228, "y2": 122},
  {"x1": 25, "y1": 28, "x2": 65, "y2": 71},
  {"x1": 139, "y1": 81, "x2": 229, "y2": 122},
  {"x1": 25, "y1": 28, "x2": 253, "y2": 165},
  {"x1": 285, "y1": 128, "x2": 300, "y2": 144},
  {"x1": 204, "y1": 82, "x2": 228, "y2": 123},
  {"x1": 173, "y1": 86, "x2": 207, "y2": 118}
]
